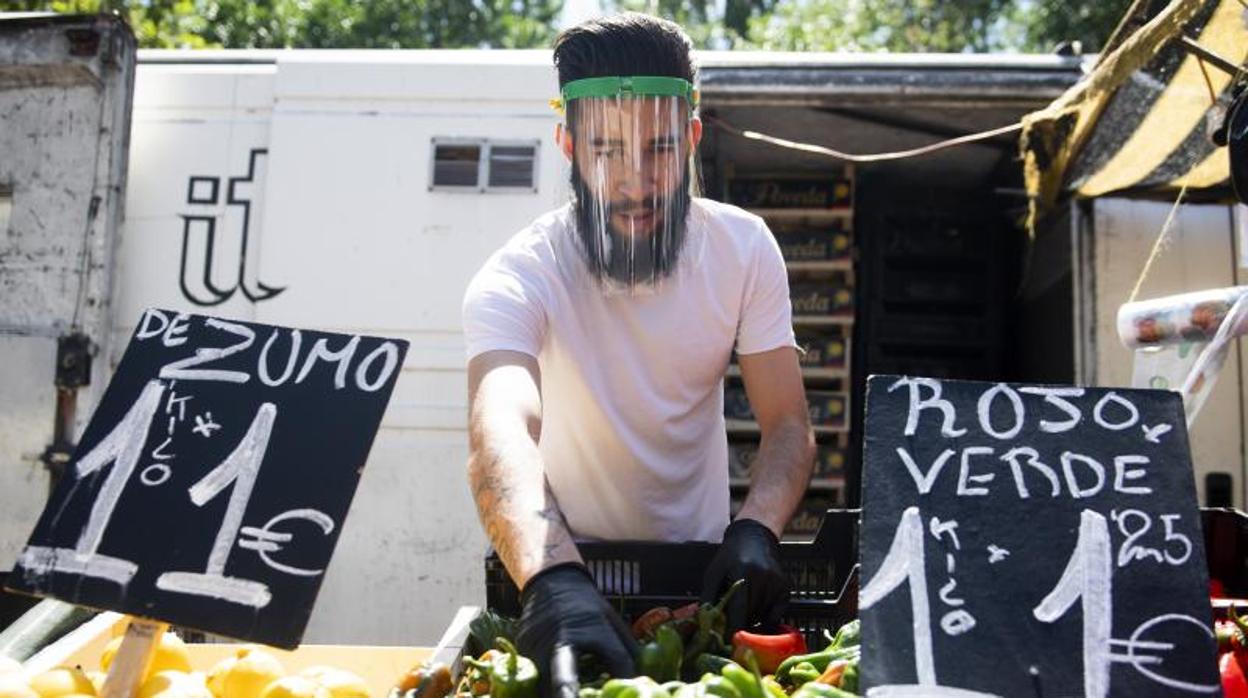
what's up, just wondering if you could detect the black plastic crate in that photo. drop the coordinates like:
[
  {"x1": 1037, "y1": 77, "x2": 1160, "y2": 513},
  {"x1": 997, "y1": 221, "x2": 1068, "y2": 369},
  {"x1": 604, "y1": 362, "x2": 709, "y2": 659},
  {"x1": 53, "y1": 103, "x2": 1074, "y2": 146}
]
[
  {"x1": 484, "y1": 510, "x2": 859, "y2": 649},
  {"x1": 1204, "y1": 508, "x2": 1248, "y2": 598}
]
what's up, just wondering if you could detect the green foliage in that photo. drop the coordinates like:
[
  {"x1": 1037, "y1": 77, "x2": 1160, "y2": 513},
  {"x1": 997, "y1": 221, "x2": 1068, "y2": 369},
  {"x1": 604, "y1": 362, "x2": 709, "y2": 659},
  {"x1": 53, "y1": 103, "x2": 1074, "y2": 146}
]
[
  {"x1": 4, "y1": 0, "x2": 561, "y2": 49},
  {"x1": 1, "y1": 0, "x2": 1136, "y2": 53},
  {"x1": 745, "y1": 0, "x2": 1024, "y2": 53},
  {"x1": 1015, "y1": 0, "x2": 1135, "y2": 53},
  {"x1": 3, "y1": 0, "x2": 213, "y2": 48},
  {"x1": 608, "y1": 0, "x2": 779, "y2": 47},
  {"x1": 613, "y1": 0, "x2": 1129, "y2": 53}
]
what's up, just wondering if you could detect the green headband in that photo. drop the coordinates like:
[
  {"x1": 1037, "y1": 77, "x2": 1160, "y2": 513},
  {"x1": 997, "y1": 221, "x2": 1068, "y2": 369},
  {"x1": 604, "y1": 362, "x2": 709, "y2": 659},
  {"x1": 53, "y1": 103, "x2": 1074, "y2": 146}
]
[{"x1": 550, "y1": 76, "x2": 698, "y2": 115}]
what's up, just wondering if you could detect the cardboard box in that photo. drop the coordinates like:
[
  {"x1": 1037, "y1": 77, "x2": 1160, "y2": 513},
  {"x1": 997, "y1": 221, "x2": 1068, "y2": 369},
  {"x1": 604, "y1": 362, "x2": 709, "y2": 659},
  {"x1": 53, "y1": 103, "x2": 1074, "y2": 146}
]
[
  {"x1": 728, "y1": 441, "x2": 759, "y2": 480},
  {"x1": 795, "y1": 325, "x2": 850, "y2": 370},
  {"x1": 728, "y1": 177, "x2": 853, "y2": 210},
  {"x1": 773, "y1": 222, "x2": 852, "y2": 263},
  {"x1": 791, "y1": 275, "x2": 854, "y2": 317},
  {"x1": 814, "y1": 443, "x2": 847, "y2": 479}
]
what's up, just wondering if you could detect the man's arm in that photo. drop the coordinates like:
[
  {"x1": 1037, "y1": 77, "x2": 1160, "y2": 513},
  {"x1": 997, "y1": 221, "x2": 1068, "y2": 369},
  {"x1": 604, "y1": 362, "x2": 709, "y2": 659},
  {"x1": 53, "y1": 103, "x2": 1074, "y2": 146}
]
[
  {"x1": 467, "y1": 349, "x2": 581, "y2": 589},
  {"x1": 700, "y1": 344, "x2": 813, "y2": 629},
  {"x1": 735, "y1": 345, "x2": 816, "y2": 536}
]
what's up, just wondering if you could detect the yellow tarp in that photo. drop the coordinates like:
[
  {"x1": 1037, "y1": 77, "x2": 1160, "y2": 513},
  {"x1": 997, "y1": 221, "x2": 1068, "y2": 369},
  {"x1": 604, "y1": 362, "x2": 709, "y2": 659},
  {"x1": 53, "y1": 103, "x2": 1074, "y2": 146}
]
[{"x1": 1020, "y1": 0, "x2": 1247, "y2": 230}]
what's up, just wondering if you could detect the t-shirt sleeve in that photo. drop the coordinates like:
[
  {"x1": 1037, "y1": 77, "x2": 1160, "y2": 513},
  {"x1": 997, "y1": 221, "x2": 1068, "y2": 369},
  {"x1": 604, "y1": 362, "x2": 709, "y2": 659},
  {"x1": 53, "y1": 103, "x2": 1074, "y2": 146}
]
[
  {"x1": 736, "y1": 219, "x2": 798, "y2": 355},
  {"x1": 462, "y1": 248, "x2": 548, "y2": 361}
]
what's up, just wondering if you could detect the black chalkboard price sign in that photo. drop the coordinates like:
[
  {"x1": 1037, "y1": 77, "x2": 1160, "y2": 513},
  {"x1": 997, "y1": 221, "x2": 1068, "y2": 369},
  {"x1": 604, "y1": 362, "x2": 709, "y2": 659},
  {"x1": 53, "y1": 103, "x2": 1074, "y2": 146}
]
[
  {"x1": 859, "y1": 375, "x2": 1220, "y2": 697},
  {"x1": 5, "y1": 309, "x2": 408, "y2": 650}
]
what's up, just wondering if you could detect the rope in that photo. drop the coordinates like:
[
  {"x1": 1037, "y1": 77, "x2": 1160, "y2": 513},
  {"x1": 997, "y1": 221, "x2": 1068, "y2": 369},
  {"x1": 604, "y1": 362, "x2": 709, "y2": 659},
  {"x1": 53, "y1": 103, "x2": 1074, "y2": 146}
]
[
  {"x1": 706, "y1": 115, "x2": 1024, "y2": 164},
  {"x1": 1126, "y1": 182, "x2": 1190, "y2": 305},
  {"x1": 1195, "y1": 55, "x2": 1219, "y2": 106}
]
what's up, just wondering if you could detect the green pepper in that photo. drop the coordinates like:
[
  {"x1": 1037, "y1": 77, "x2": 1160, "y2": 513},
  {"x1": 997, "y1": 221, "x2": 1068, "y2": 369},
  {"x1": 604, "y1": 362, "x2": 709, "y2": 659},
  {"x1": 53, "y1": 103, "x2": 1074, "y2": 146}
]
[
  {"x1": 640, "y1": 624, "x2": 684, "y2": 681},
  {"x1": 600, "y1": 677, "x2": 675, "y2": 698},
  {"x1": 831, "y1": 621, "x2": 860, "y2": 649},
  {"x1": 697, "y1": 675, "x2": 743, "y2": 698},
  {"x1": 580, "y1": 690, "x2": 604, "y2": 698},
  {"x1": 677, "y1": 681, "x2": 736, "y2": 698},
  {"x1": 682, "y1": 580, "x2": 746, "y2": 672},
  {"x1": 774, "y1": 645, "x2": 859, "y2": 683},
  {"x1": 463, "y1": 638, "x2": 538, "y2": 698},
  {"x1": 790, "y1": 682, "x2": 857, "y2": 698},
  {"x1": 468, "y1": 611, "x2": 518, "y2": 655},
  {"x1": 720, "y1": 663, "x2": 765, "y2": 698},
  {"x1": 787, "y1": 661, "x2": 821, "y2": 686},
  {"x1": 691, "y1": 654, "x2": 735, "y2": 678},
  {"x1": 839, "y1": 662, "x2": 858, "y2": 693}
]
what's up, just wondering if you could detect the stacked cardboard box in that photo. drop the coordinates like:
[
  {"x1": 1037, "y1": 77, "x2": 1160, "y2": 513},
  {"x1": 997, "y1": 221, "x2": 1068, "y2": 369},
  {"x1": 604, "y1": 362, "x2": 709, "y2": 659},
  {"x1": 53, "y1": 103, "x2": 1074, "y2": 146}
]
[{"x1": 722, "y1": 171, "x2": 856, "y2": 539}]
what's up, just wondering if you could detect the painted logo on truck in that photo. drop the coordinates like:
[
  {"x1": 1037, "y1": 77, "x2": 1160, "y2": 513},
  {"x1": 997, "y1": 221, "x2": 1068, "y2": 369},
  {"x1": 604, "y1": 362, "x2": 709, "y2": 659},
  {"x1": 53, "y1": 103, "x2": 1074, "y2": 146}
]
[{"x1": 179, "y1": 148, "x2": 286, "y2": 306}]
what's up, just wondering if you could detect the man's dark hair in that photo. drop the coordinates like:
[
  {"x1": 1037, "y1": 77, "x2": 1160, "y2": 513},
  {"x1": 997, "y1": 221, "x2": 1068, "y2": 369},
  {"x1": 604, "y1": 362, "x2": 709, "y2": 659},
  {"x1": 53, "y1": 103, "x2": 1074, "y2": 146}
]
[
  {"x1": 554, "y1": 13, "x2": 698, "y2": 289},
  {"x1": 552, "y1": 13, "x2": 696, "y2": 88}
]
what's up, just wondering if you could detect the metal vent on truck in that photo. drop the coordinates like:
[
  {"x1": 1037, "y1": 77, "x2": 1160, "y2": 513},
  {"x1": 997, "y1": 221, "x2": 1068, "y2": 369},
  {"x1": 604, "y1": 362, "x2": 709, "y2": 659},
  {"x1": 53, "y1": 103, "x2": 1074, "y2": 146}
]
[
  {"x1": 431, "y1": 142, "x2": 481, "y2": 188},
  {"x1": 488, "y1": 145, "x2": 537, "y2": 189},
  {"x1": 430, "y1": 138, "x2": 539, "y2": 193}
]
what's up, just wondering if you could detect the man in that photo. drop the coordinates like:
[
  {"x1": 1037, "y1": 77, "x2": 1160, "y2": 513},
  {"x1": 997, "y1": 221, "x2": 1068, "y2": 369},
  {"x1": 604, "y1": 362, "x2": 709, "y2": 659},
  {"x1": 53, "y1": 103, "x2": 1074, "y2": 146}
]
[{"x1": 462, "y1": 12, "x2": 815, "y2": 694}]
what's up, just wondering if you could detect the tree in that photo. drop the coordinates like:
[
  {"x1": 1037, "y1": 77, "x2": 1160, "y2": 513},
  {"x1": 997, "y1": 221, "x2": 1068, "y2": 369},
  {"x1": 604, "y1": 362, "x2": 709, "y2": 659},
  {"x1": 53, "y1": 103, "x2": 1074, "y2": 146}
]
[
  {"x1": 1015, "y1": 0, "x2": 1135, "y2": 53},
  {"x1": 4, "y1": 0, "x2": 1139, "y2": 53},
  {"x1": 740, "y1": 0, "x2": 1132, "y2": 53},
  {"x1": 743, "y1": 0, "x2": 1017, "y2": 52},
  {"x1": 4, "y1": 0, "x2": 562, "y2": 49},
  {"x1": 608, "y1": 0, "x2": 780, "y2": 48},
  {"x1": 3, "y1": 0, "x2": 214, "y2": 48},
  {"x1": 287, "y1": 0, "x2": 562, "y2": 49}
]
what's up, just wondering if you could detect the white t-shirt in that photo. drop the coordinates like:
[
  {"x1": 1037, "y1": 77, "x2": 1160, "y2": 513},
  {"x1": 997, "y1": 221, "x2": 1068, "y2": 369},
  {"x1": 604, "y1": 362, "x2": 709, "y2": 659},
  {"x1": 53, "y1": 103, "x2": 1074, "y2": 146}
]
[{"x1": 462, "y1": 197, "x2": 796, "y2": 543}]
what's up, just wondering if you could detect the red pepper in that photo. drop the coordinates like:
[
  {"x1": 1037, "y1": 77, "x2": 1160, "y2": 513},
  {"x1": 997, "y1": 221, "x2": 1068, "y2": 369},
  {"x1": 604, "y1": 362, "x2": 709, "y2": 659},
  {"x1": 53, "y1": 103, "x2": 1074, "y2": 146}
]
[
  {"x1": 1219, "y1": 620, "x2": 1243, "y2": 653},
  {"x1": 731, "y1": 625, "x2": 808, "y2": 675},
  {"x1": 1223, "y1": 651, "x2": 1248, "y2": 698},
  {"x1": 1213, "y1": 578, "x2": 1228, "y2": 598},
  {"x1": 1230, "y1": 606, "x2": 1248, "y2": 666}
]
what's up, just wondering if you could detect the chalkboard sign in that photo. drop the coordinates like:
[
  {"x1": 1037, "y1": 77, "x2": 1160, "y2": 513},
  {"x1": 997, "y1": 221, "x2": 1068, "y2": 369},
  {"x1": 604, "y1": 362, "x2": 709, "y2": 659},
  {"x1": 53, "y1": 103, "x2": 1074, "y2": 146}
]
[
  {"x1": 5, "y1": 309, "x2": 408, "y2": 649},
  {"x1": 859, "y1": 376, "x2": 1220, "y2": 697}
]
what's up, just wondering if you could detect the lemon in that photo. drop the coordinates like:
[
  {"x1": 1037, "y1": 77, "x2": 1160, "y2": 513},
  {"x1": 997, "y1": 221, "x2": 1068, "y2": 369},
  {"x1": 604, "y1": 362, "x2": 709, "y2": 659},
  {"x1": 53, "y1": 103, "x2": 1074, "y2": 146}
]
[
  {"x1": 0, "y1": 658, "x2": 22, "y2": 676},
  {"x1": 258, "y1": 677, "x2": 328, "y2": 698},
  {"x1": 28, "y1": 667, "x2": 95, "y2": 698},
  {"x1": 0, "y1": 675, "x2": 38, "y2": 698},
  {"x1": 100, "y1": 633, "x2": 192, "y2": 678},
  {"x1": 137, "y1": 671, "x2": 212, "y2": 698},
  {"x1": 209, "y1": 647, "x2": 284, "y2": 698},
  {"x1": 298, "y1": 667, "x2": 367, "y2": 698},
  {"x1": 205, "y1": 655, "x2": 236, "y2": 698}
]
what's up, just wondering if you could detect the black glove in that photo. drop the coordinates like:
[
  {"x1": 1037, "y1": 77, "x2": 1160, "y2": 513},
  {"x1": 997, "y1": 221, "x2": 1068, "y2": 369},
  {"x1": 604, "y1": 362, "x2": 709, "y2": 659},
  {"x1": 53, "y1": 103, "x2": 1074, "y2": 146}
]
[
  {"x1": 516, "y1": 563, "x2": 639, "y2": 697},
  {"x1": 700, "y1": 518, "x2": 790, "y2": 635}
]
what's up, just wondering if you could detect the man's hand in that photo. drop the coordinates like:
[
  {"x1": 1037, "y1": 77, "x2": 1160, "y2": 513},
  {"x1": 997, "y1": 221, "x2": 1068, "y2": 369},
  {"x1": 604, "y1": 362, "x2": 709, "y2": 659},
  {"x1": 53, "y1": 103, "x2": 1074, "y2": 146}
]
[
  {"x1": 517, "y1": 563, "x2": 638, "y2": 696},
  {"x1": 701, "y1": 518, "x2": 790, "y2": 634},
  {"x1": 711, "y1": 346, "x2": 811, "y2": 632}
]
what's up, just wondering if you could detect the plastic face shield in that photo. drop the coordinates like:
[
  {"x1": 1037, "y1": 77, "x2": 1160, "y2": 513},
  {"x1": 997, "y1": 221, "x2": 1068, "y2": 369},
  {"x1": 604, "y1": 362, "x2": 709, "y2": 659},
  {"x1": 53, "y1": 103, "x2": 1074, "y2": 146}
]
[{"x1": 556, "y1": 76, "x2": 698, "y2": 295}]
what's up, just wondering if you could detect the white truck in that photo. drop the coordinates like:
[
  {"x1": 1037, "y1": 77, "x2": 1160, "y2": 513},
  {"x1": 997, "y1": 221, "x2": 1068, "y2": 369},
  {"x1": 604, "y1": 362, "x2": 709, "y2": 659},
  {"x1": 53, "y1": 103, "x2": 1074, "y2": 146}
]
[{"x1": 5, "y1": 12, "x2": 1244, "y2": 645}]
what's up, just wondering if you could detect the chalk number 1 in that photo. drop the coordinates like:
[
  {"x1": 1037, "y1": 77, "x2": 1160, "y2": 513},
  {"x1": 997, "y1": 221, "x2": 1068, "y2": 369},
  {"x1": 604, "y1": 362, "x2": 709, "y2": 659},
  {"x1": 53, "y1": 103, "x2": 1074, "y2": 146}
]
[
  {"x1": 860, "y1": 507, "x2": 1217, "y2": 697},
  {"x1": 19, "y1": 379, "x2": 313, "y2": 609}
]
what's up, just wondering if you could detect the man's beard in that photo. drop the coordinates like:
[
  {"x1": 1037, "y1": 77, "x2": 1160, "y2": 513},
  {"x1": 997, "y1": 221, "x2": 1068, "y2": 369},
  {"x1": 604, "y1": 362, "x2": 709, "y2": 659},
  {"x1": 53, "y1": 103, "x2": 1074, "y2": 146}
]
[{"x1": 571, "y1": 160, "x2": 691, "y2": 288}]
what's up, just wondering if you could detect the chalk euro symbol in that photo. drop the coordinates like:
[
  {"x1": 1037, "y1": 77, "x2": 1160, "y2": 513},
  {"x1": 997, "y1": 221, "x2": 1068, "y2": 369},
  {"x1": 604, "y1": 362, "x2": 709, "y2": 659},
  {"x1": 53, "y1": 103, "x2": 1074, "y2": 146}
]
[{"x1": 237, "y1": 509, "x2": 335, "y2": 577}]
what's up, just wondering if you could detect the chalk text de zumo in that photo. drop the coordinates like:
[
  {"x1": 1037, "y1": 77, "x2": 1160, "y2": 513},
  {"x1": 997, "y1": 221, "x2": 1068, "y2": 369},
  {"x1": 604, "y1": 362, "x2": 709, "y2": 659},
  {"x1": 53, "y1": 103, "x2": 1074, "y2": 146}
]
[{"x1": 136, "y1": 309, "x2": 400, "y2": 392}]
